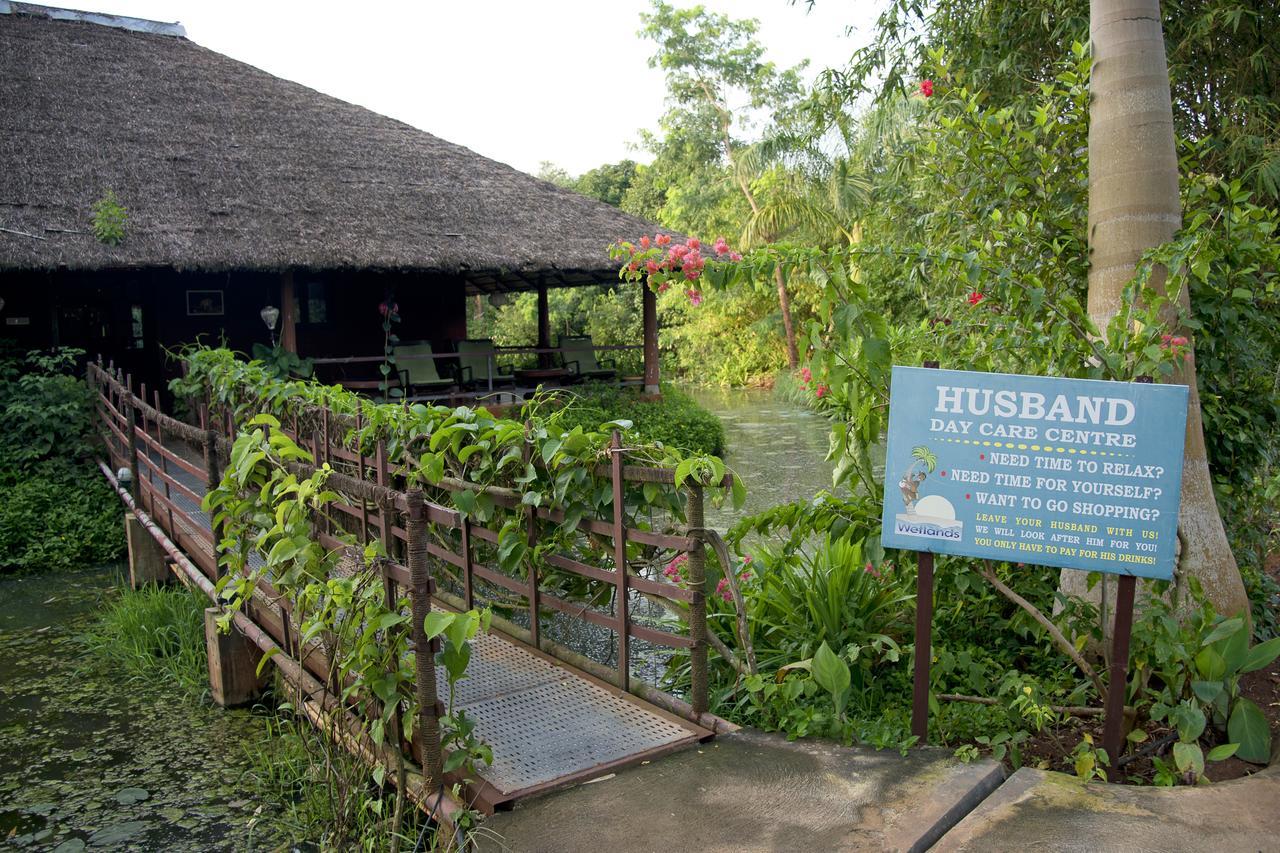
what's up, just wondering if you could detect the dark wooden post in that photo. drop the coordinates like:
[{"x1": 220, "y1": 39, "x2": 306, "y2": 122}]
[
  {"x1": 686, "y1": 482, "x2": 709, "y2": 715},
  {"x1": 405, "y1": 489, "x2": 444, "y2": 790},
  {"x1": 280, "y1": 270, "x2": 298, "y2": 353},
  {"x1": 1103, "y1": 574, "x2": 1137, "y2": 777},
  {"x1": 911, "y1": 552, "x2": 935, "y2": 740},
  {"x1": 642, "y1": 284, "x2": 659, "y2": 395},
  {"x1": 536, "y1": 280, "x2": 551, "y2": 368},
  {"x1": 610, "y1": 432, "x2": 630, "y2": 692},
  {"x1": 911, "y1": 359, "x2": 940, "y2": 742}
]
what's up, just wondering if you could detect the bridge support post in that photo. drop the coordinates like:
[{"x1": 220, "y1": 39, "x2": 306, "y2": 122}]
[
  {"x1": 125, "y1": 511, "x2": 170, "y2": 588},
  {"x1": 204, "y1": 607, "x2": 266, "y2": 707}
]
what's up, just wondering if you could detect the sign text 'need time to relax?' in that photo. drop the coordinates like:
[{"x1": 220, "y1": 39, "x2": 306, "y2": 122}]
[{"x1": 880, "y1": 367, "x2": 1188, "y2": 580}]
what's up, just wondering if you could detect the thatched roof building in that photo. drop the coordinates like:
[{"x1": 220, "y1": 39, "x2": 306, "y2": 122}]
[
  {"x1": 0, "y1": 2, "x2": 656, "y2": 290},
  {"x1": 0, "y1": 2, "x2": 663, "y2": 395}
]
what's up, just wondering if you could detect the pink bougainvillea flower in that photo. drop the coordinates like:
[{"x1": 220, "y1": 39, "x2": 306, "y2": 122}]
[
  {"x1": 864, "y1": 561, "x2": 882, "y2": 578},
  {"x1": 815, "y1": 383, "x2": 828, "y2": 398},
  {"x1": 920, "y1": 79, "x2": 934, "y2": 97},
  {"x1": 729, "y1": 251, "x2": 743, "y2": 262},
  {"x1": 967, "y1": 291, "x2": 984, "y2": 306},
  {"x1": 713, "y1": 237, "x2": 730, "y2": 255},
  {"x1": 657, "y1": 282, "x2": 670, "y2": 294},
  {"x1": 686, "y1": 289, "x2": 703, "y2": 306},
  {"x1": 715, "y1": 577, "x2": 733, "y2": 603},
  {"x1": 656, "y1": 233, "x2": 671, "y2": 246},
  {"x1": 639, "y1": 235, "x2": 651, "y2": 249},
  {"x1": 627, "y1": 261, "x2": 639, "y2": 272},
  {"x1": 685, "y1": 268, "x2": 701, "y2": 281},
  {"x1": 687, "y1": 237, "x2": 700, "y2": 250}
]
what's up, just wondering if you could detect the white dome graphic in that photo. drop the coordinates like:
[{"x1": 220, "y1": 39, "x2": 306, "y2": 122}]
[{"x1": 914, "y1": 495, "x2": 956, "y2": 521}]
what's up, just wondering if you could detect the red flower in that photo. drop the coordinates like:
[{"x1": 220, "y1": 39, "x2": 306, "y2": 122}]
[
  {"x1": 656, "y1": 233, "x2": 672, "y2": 247},
  {"x1": 639, "y1": 235, "x2": 651, "y2": 249},
  {"x1": 687, "y1": 237, "x2": 700, "y2": 250},
  {"x1": 967, "y1": 291, "x2": 984, "y2": 306},
  {"x1": 815, "y1": 383, "x2": 828, "y2": 398},
  {"x1": 920, "y1": 79, "x2": 934, "y2": 98},
  {"x1": 800, "y1": 367, "x2": 812, "y2": 384}
]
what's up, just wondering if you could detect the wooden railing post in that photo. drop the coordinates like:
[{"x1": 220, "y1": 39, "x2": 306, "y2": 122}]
[
  {"x1": 406, "y1": 489, "x2": 444, "y2": 790},
  {"x1": 686, "y1": 482, "x2": 709, "y2": 716},
  {"x1": 611, "y1": 432, "x2": 630, "y2": 692}
]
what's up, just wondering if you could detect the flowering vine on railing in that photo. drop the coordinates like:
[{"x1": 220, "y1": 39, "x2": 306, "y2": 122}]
[{"x1": 610, "y1": 233, "x2": 743, "y2": 307}]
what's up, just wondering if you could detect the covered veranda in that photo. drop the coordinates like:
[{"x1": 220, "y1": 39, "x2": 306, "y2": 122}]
[{"x1": 299, "y1": 271, "x2": 663, "y2": 405}]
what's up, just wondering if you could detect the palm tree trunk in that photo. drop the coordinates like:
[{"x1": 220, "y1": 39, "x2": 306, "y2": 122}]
[
  {"x1": 1062, "y1": 0, "x2": 1248, "y2": 619},
  {"x1": 774, "y1": 264, "x2": 800, "y2": 368}
]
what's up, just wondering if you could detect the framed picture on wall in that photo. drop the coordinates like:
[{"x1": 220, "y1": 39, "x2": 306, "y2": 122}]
[{"x1": 186, "y1": 290, "x2": 224, "y2": 316}]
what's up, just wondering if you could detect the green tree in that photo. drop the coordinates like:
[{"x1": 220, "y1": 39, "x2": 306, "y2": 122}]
[
  {"x1": 574, "y1": 160, "x2": 640, "y2": 207},
  {"x1": 828, "y1": 0, "x2": 1280, "y2": 203},
  {"x1": 640, "y1": 0, "x2": 808, "y2": 366}
]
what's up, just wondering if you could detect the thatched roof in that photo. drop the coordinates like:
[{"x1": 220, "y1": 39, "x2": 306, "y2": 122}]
[{"x1": 0, "y1": 3, "x2": 663, "y2": 291}]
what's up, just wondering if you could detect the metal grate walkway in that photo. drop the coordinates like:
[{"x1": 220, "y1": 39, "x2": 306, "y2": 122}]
[{"x1": 442, "y1": 633, "x2": 705, "y2": 806}]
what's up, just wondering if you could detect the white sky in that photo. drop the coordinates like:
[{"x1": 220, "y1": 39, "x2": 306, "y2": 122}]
[{"x1": 46, "y1": 0, "x2": 881, "y2": 175}]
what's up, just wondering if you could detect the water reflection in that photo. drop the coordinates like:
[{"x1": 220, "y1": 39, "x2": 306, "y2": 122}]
[{"x1": 684, "y1": 386, "x2": 841, "y2": 530}]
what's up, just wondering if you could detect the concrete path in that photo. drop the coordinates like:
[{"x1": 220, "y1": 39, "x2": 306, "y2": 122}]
[
  {"x1": 475, "y1": 729, "x2": 1004, "y2": 852},
  {"x1": 932, "y1": 763, "x2": 1280, "y2": 852}
]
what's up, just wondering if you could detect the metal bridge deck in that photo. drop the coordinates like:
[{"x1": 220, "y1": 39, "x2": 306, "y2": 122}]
[{"x1": 136, "y1": 445, "x2": 709, "y2": 811}]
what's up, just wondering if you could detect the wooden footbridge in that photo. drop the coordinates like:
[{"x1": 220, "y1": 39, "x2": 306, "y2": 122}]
[{"x1": 89, "y1": 362, "x2": 733, "y2": 824}]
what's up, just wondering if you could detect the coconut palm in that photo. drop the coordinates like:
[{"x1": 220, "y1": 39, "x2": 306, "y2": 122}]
[{"x1": 910, "y1": 445, "x2": 938, "y2": 474}]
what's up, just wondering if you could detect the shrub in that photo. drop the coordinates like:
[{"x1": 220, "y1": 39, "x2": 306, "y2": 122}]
[
  {"x1": 0, "y1": 460, "x2": 124, "y2": 572},
  {"x1": 0, "y1": 344, "x2": 125, "y2": 573},
  {"x1": 553, "y1": 381, "x2": 725, "y2": 456}
]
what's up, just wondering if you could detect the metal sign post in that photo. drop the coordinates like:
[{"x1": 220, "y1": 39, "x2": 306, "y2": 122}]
[{"x1": 886, "y1": 366, "x2": 1187, "y2": 760}]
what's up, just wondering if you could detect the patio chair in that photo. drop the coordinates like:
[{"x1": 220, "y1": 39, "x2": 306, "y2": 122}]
[
  {"x1": 559, "y1": 335, "x2": 617, "y2": 382},
  {"x1": 456, "y1": 338, "x2": 514, "y2": 389},
  {"x1": 395, "y1": 340, "x2": 457, "y2": 395}
]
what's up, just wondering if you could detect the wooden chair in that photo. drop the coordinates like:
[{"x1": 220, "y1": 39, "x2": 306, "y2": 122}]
[
  {"x1": 395, "y1": 340, "x2": 457, "y2": 396},
  {"x1": 559, "y1": 335, "x2": 617, "y2": 382},
  {"x1": 456, "y1": 339, "x2": 514, "y2": 389}
]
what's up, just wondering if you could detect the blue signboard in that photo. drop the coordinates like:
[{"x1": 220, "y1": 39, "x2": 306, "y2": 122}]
[{"x1": 880, "y1": 367, "x2": 1188, "y2": 580}]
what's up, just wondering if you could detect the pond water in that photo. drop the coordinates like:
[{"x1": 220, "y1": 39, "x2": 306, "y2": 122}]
[
  {"x1": 684, "y1": 386, "x2": 840, "y2": 530},
  {"x1": 0, "y1": 568, "x2": 289, "y2": 851}
]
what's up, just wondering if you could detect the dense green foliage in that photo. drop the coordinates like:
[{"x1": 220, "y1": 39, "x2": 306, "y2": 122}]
[
  {"x1": 0, "y1": 345, "x2": 124, "y2": 573},
  {"x1": 552, "y1": 382, "x2": 725, "y2": 456},
  {"x1": 834, "y1": 0, "x2": 1280, "y2": 204}
]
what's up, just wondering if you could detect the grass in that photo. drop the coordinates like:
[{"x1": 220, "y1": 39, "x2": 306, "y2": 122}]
[
  {"x1": 82, "y1": 580, "x2": 461, "y2": 850},
  {"x1": 82, "y1": 578, "x2": 210, "y2": 697}
]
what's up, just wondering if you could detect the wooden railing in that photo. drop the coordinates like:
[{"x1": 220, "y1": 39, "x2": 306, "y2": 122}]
[{"x1": 89, "y1": 360, "x2": 715, "y2": 809}]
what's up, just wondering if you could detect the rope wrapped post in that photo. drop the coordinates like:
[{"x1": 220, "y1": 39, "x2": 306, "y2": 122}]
[
  {"x1": 406, "y1": 489, "x2": 444, "y2": 791},
  {"x1": 686, "y1": 482, "x2": 709, "y2": 716},
  {"x1": 610, "y1": 431, "x2": 630, "y2": 692},
  {"x1": 123, "y1": 391, "x2": 141, "y2": 504},
  {"x1": 204, "y1": 428, "x2": 223, "y2": 578}
]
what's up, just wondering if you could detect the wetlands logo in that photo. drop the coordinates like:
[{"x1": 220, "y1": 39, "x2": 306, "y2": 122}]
[{"x1": 895, "y1": 444, "x2": 963, "y2": 541}]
